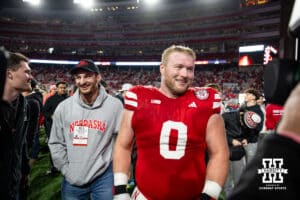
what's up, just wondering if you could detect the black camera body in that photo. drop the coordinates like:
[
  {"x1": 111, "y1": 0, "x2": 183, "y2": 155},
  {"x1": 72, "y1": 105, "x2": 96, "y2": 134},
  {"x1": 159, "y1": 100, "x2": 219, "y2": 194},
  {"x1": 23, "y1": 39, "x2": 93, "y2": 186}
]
[
  {"x1": 264, "y1": 0, "x2": 300, "y2": 105},
  {"x1": 264, "y1": 58, "x2": 300, "y2": 105}
]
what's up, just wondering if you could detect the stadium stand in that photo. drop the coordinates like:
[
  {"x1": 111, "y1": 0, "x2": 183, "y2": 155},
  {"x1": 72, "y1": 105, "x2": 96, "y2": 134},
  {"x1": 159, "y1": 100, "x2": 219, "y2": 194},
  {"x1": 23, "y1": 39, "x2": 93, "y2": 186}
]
[
  {"x1": 0, "y1": 0, "x2": 280, "y2": 61},
  {"x1": 0, "y1": 0, "x2": 277, "y2": 107}
]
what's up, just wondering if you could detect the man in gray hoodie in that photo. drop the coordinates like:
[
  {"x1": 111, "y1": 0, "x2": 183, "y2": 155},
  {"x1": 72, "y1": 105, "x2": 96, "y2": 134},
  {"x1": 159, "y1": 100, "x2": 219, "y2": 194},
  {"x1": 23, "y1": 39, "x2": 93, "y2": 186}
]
[{"x1": 48, "y1": 59, "x2": 123, "y2": 200}]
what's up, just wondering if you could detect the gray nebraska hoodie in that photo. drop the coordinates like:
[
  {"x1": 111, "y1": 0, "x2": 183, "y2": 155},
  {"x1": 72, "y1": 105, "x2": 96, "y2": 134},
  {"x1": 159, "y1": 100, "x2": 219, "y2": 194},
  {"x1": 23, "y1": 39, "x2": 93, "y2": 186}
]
[{"x1": 48, "y1": 85, "x2": 123, "y2": 186}]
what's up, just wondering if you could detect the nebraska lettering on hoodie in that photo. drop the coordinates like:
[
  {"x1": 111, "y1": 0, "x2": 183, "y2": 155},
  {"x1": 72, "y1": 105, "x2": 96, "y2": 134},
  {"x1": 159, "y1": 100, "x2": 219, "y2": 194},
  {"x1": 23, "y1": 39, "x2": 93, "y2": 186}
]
[{"x1": 48, "y1": 85, "x2": 123, "y2": 186}]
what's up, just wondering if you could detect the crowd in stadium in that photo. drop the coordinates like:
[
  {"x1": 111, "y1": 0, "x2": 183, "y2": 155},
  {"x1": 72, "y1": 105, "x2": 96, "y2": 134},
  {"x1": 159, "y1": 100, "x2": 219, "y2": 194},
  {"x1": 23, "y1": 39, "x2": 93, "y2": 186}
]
[{"x1": 30, "y1": 63, "x2": 264, "y2": 107}]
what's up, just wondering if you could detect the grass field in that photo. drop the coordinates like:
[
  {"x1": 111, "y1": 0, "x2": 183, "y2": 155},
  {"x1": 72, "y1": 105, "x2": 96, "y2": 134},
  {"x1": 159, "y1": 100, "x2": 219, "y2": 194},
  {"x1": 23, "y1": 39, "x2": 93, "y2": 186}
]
[{"x1": 28, "y1": 128, "x2": 62, "y2": 200}]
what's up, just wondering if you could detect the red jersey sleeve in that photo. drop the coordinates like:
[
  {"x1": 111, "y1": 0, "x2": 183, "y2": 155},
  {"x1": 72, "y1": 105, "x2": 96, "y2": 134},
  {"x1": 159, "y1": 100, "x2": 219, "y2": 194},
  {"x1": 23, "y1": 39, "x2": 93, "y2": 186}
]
[
  {"x1": 124, "y1": 86, "x2": 140, "y2": 111},
  {"x1": 194, "y1": 87, "x2": 222, "y2": 114}
]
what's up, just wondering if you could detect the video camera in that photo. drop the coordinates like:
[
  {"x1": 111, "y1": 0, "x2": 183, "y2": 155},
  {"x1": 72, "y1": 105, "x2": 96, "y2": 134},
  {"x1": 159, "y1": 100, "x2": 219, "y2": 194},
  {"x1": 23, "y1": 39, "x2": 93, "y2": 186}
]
[
  {"x1": 0, "y1": 46, "x2": 9, "y2": 99},
  {"x1": 264, "y1": 0, "x2": 300, "y2": 105}
]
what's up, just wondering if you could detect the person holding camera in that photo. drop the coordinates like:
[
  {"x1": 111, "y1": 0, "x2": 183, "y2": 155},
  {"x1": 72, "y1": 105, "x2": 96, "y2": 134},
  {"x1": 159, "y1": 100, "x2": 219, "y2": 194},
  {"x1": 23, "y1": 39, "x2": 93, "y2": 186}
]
[{"x1": 228, "y1": 82, "x2": 300, "y2": 200}]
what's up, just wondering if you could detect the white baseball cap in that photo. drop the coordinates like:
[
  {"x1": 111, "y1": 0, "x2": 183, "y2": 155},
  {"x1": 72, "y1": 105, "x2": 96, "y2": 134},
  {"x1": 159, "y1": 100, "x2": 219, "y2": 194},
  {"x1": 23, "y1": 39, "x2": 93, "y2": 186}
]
[{"x1": 119, "y1": 83, "x2": 133, "y2": 92}]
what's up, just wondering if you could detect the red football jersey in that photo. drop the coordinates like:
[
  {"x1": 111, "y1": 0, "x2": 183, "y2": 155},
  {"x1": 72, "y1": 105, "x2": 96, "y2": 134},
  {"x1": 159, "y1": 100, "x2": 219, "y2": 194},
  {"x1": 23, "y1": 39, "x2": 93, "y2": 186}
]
[
  {"x1": 265, "y1": 103, "x2": 284, "y2": 130},
  {"x1": 124, "y1": 86, "x2": 221, "y2": 200}
]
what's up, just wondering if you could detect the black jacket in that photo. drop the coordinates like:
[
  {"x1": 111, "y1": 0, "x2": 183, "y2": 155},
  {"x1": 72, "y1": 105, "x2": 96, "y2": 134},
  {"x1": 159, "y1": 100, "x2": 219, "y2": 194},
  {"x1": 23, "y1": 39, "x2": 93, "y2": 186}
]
[
  {"x1": 0, "y1": 95, "x2": 29, "y2": 200},
  {"x1": 222, "y1": 111, "x2": 244, "y2": 146},
  {"x1": 241, "y1": 104, "x2": 264, "y2": 143},
  {"x1": 42, "y1": 93, "x2": 68, "y2": 137},
  {"x1": 223, "y1": 104, "x2": 265, "y2": 145},
  {"x1": 228, "y1": 133, "x2": 300, "y2": 200},
  {"x1": 42, "y1": 93, "x2": 68, "y2": 120},
  {"x1": 25, "y1": 92, "x2": 43, "y2": 149}
]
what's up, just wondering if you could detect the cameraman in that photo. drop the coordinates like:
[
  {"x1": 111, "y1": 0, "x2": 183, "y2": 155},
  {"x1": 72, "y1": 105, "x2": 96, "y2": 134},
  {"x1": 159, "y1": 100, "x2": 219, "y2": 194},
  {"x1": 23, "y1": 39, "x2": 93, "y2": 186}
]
[{"x1": 228, "y1": 82, "x2": 300, "y2": 200}]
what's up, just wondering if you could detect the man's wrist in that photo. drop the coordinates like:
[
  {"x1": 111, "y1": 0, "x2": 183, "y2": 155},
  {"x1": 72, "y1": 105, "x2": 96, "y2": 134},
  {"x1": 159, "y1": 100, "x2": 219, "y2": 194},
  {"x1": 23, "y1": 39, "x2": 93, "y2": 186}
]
[
  {"x1": 114, "y1": 172, "x2": 128, "y2": 185},
  {"x1": 114, "y1": 172, "x2": 129, "y2": 195},
  {"x1": 202, "y1": 180, "x2": 222, "y2": 199}
]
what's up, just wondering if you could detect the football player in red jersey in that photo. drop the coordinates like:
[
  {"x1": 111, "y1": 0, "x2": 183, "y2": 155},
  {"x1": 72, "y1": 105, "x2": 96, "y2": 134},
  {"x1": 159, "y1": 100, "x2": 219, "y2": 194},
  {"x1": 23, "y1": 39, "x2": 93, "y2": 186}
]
[{"x1": 113, "y1": 45, "x2": 229, "y2": 200}]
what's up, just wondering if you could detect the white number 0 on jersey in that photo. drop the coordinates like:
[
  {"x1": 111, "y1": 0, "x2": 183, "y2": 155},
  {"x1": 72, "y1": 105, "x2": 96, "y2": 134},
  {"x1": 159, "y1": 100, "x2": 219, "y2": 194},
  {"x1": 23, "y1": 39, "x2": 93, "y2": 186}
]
[{"x1": 160, "y1": 120, "x2": 187, "y2": 159}]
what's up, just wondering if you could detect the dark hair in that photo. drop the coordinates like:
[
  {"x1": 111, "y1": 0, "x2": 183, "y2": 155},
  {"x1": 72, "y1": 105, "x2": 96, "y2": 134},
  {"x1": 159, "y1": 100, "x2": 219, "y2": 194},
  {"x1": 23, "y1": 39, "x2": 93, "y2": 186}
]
[
  {"x1": 7, "y1": 52, "x2": 29, "y2": 71},
  {"x1": 30, "y1": 79, "x2": 37, "y2": 89},
  {"x1": 56, "y1": 81, "x2": 67, "y2": 87},
  {"x1": 244, "y1": 88, "x2": 260, "y2": 100}
]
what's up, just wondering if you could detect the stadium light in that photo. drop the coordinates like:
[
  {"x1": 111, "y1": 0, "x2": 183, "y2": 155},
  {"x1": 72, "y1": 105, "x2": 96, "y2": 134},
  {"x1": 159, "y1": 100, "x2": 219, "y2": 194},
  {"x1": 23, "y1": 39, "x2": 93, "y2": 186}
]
[
  {"x1": 199, "y1": 0, "x2": 222, "y2": 4},
  {"x1": 239, "y1": 44, "x2": 265, "y2": 53},
  {"x1": 29, "y1": 59, "x2": 228, "y2": 66},
  {"x1": 143, "y1": 0, "x2": 160, "y2": 6},
  {"x1": 29, "y1": 59, "x2": 112, "y2": 66},
  {"x1": 115, "y1": 61, "x2": 161, "y2": 66},
  {"x1": 48, "y1": 47, "x2": 54, "y2": 54},
  {"x1": 73, "y1": 0, "x2": 94, "y2": 9},
  {"x1": 30, "y1": 59, "x2": 78, "y2": 65},
  {"x1": 22, "y1": 0, "x2": 41, "y2": 6}
]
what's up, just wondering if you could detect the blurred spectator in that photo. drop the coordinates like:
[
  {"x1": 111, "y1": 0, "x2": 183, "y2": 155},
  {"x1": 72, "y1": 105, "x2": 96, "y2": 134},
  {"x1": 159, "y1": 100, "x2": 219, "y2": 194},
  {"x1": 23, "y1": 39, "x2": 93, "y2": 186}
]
[
  {"x1": 222, "y1": 110, "x2": 246, "y2": 197},
  {"x1": 114, "y1": 83, "x2": 133, "y2": 104},
  {"x1": 20, "y1": 79, "x2": 43, "y2": 200},
  {"x1": 42, "y1": 81, "x2": 68, "y2": 175},
  {"x1": 43, "y1": 85, "x2": 56, "y2": 105},
  {"x1": 240, "y1": 88, "x2": 264, "y2": 163},
  {"x1": 225, "y1": 102, "x2": 239, "y2": 112},
  {"x1": 68, "y1": 85, "x2": 77, "y2": 96},
  {"x1": 205, "y1": 83, "x2": 225, "y2": 114},
  {"x1": 222, "y1": 88, "x2": 264, "y2": 197}
]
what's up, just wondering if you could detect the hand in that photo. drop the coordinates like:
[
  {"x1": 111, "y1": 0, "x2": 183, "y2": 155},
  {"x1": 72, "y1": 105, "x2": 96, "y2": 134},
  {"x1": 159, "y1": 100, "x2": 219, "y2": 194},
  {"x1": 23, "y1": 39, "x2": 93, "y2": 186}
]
[
  {"x1": 232, "y1": 139, "x2": 242, "y2": 146},
  {"x1": 241, "y1": 139, "x2": 248, "y2": 146},
  {"x1": 113, "y1": 193, "x2": 131, "y2": 200}
]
